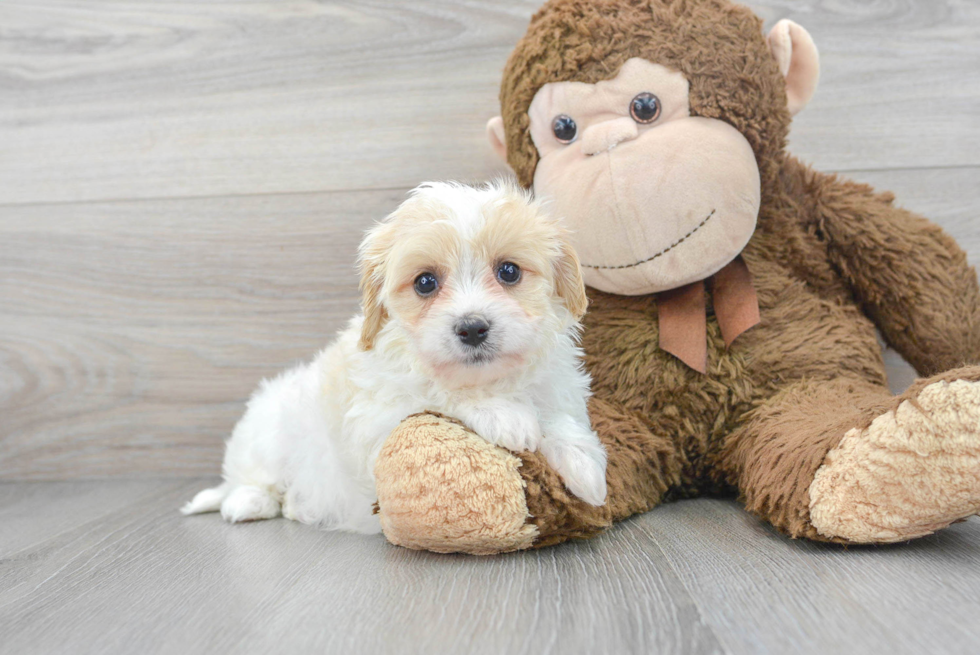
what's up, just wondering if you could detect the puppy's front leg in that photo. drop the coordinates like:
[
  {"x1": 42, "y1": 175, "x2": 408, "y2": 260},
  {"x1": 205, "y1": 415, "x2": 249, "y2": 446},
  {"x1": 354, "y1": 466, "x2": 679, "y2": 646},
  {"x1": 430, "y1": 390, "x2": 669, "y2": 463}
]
[
  {"x1": 455, "y1": 399, "x2": 542, "y2": 453},
  {"x1": 539, "y1": 413, "x2": 608, "y2": 507}
]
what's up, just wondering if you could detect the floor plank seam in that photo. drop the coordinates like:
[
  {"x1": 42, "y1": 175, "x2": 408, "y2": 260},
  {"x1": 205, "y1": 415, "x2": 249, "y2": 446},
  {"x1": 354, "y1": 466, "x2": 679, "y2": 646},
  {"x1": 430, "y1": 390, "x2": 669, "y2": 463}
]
[{"x1": 0, "y1": 184, "x2": 420, "y2": 211}]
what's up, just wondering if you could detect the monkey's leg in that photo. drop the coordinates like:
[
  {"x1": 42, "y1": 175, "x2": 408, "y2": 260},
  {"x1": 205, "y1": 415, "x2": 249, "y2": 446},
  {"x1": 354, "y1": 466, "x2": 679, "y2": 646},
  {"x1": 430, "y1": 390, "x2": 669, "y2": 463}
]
[
  {"x1": 720, "y1": 367, "x2": 980, "y2": 543},
  {"x1": 374, "y1": 397, "x2": 684, "y2": 554}
]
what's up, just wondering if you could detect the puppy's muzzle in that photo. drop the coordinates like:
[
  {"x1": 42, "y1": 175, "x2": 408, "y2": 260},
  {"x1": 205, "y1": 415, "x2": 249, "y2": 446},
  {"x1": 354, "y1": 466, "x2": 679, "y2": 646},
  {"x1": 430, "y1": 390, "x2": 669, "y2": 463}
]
[{"x1": 455, "y1": 316, "x2": 490, "y2": 348}]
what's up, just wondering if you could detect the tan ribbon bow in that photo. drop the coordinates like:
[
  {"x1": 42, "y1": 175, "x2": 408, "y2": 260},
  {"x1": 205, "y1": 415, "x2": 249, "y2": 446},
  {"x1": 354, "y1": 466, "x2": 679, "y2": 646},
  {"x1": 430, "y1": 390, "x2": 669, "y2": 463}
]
[{"x1": 657, "y1": 257, "x2": 760, "y2": 374}]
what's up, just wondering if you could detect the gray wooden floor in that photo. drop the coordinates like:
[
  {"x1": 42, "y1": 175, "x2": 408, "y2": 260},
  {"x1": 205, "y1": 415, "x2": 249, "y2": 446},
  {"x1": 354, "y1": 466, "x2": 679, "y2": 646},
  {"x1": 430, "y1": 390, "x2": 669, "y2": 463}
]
[
  {"x1": 3, "y1": 480, "x2": 980, "y2": 655},
  {"x1": 0, "y1": 478, "x2": 980, "y2": 655},
  {"x1": 2, "y1": 1, "x2": 980, "y2": 653}
]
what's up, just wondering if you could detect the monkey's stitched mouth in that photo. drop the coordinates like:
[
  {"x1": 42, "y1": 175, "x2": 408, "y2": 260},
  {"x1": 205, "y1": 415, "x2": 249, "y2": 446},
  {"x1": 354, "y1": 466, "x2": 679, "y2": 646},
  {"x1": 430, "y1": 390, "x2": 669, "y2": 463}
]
[{"x1": 580, "y1": 209, "x2": 716, "y2": 270}]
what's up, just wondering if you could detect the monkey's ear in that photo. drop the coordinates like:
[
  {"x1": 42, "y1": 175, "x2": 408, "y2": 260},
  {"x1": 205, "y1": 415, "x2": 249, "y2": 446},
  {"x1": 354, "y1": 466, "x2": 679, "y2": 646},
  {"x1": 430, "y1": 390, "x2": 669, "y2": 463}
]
[
  {"x1": 767, "y1": 19, "x2": 820, "y2": 116},
  {"x1": 553, "y1": 233, "x2": 589, "y2": 320},
  {"x1": 357, "y1": 222, "x2": 393, "y2": 350},
  {"x1": 486, "y1": 116, "x2": 508, "y2": 162}
]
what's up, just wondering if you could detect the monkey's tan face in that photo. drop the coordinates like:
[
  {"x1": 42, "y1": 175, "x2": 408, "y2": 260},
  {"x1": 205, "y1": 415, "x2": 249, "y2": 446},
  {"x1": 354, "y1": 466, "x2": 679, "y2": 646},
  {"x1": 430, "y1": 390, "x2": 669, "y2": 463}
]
[{"x1": 527, "y1": 58, "x2": 761, "y2": 295}]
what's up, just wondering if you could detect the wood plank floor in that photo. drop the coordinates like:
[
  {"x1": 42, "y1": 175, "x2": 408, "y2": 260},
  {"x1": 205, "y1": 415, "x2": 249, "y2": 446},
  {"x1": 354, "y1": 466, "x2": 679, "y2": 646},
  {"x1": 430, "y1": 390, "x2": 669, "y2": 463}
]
[
  {"x1": 2, "y1": 480, "x2": 979, "y2": 655},
  {"x1": 2, "y1": 0, "x2": 980, "y2": 653}
]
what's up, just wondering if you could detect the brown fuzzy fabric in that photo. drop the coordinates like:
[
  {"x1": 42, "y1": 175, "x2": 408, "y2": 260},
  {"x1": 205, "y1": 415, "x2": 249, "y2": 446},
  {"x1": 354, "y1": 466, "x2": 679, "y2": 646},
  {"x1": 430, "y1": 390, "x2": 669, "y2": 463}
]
[
  {"x1": 792, "y1": 166, "x2": 980, "y2": 376},
  {"x1": 490, "y1": 0, "x2": 980, "y2": 549}
]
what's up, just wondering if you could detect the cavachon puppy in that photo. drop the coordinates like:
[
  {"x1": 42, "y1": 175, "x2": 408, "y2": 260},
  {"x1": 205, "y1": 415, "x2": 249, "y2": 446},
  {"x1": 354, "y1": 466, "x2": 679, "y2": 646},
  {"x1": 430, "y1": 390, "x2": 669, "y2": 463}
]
[{"x1": 182, "y1": 181, "x2": 607, "y2": 532}]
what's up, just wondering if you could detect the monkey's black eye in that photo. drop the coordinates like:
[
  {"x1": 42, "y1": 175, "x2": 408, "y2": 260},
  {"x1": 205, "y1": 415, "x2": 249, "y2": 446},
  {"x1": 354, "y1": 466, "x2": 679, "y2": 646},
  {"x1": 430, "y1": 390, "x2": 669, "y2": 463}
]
[
  {"x1": 551, "y1": 115, "x2": 577, "y2": 143},
  {"x1": 630, "y1": 92, "x2": 661, "y2": 123},
  {"x1": 413, "y1": 272, "x2": 439, "y2": 297},
  {"x1": 496, "y1": 262, "x2": 521, "y2": 285}
]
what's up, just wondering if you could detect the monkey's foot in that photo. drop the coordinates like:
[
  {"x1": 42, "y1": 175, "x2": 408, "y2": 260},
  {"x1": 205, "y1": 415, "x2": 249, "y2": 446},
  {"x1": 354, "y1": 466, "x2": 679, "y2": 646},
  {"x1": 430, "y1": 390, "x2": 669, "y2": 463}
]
[
  {"x1": 809, "y1": 379, "x2": 980, "y2": 543},
  {"x1": 374, "y1": 413, "x2": 539, "y2": 555}
]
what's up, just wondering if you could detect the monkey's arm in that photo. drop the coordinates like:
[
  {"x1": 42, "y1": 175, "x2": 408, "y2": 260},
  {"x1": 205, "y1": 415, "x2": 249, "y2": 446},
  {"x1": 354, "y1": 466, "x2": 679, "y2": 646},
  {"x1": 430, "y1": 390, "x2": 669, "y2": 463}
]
[
  {"x1": 799, "y1": 162, "x2": 980, "y2": 376},
  {"x1": 373, "y1": 396, "x2": 680, "y2": 554}
]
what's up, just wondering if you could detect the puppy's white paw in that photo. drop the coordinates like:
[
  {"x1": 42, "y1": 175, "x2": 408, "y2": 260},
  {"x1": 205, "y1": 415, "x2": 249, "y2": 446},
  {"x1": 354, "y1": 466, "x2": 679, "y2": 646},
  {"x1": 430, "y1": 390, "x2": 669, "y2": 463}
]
[
  {"x1": 460, "y1": 401, "x2": 542, "y2": 452},
  {"x1": 220, "y1": 485, "x2": 281, "y2": 523},
  {"x1": 541, "y1": 436, "x2": 608, "y2": 506}
]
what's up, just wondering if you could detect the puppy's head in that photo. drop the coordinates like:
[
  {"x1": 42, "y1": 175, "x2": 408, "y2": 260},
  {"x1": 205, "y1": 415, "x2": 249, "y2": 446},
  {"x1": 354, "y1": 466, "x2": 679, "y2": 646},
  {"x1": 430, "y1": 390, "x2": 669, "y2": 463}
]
[{"x1": 358, "y1": 181, "x2": 587, "y2": 387}]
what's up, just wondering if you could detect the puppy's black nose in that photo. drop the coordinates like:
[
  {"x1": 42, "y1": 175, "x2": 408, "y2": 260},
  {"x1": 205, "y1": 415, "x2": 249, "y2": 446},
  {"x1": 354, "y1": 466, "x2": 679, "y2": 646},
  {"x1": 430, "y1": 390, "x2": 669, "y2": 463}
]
[{"x1": 455, "y1": 317, "x2": 490, "y2": 347}]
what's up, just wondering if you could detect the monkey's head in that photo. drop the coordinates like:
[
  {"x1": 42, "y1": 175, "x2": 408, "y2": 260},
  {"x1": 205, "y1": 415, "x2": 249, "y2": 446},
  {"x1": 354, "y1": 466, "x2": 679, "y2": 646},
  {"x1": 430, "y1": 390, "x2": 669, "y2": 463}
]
[{"x1": 487, "y1": 0, "x2": 819, "y2": 295}]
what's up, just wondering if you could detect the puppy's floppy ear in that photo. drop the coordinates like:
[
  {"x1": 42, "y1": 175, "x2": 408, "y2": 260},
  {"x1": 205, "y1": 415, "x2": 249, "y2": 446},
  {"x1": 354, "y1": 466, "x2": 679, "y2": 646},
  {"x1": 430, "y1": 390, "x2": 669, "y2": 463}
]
[
  {"x1": 357, "y1": 220, "x2": 394, "y2": 350},
  {"x1": 552, "y1": 230, "x2": 589, "y2": 320}
]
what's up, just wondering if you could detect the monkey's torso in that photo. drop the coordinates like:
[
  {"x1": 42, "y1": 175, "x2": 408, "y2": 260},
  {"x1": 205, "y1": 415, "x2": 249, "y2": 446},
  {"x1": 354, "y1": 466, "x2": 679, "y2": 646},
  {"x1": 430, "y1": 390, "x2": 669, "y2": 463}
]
[{"x1": 580, "y1": 158, "x2": 888, "y2": 495}]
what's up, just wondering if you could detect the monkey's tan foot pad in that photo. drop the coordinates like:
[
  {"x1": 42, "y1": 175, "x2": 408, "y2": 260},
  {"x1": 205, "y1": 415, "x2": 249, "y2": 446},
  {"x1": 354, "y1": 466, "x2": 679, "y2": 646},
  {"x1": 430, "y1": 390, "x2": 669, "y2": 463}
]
[
  {"x1": 809, "y1": 379, "x2": 980, "y2": 543},
  {"x1": 374, "y1": 412, "x2": 538, "y2": 555}
]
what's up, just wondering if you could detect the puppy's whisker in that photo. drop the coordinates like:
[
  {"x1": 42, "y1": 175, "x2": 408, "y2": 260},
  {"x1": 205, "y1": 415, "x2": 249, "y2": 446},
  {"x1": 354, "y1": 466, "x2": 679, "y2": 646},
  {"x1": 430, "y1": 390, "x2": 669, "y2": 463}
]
[{"x1": 463, "y1": 345, "x2": 500, "y2": 366}]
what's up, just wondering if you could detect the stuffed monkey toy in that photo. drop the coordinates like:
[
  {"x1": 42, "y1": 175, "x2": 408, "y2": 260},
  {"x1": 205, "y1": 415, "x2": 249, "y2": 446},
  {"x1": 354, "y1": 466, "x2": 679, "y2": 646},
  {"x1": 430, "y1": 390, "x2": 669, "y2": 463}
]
[{"x1": 372, "y1": 0, "x2": 980, "y2": 554}]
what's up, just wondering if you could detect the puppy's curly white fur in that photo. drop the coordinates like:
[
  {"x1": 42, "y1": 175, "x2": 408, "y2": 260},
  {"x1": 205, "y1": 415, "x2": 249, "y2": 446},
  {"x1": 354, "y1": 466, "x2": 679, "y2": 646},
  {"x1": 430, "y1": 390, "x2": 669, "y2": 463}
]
[{"x1": 182, "y1": 181, "x2": 607, "y2": 533}]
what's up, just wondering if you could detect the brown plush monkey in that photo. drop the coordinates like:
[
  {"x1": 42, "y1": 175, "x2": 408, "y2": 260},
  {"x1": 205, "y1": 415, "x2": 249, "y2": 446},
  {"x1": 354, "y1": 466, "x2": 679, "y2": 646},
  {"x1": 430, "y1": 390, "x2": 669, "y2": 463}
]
[{"x1": 372, "y1": 0, "x2": 980, "y2": 554}]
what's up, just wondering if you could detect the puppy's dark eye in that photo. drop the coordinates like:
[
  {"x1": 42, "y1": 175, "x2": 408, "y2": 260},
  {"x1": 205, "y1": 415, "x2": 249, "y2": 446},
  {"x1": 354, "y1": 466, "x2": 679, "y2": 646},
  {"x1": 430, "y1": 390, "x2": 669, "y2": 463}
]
[
  {"x1": 551, "y1": 114, "x2": 577, "y2": 144},
  {"x1": 496, "y1": 262, "x2": 521, "y2": 285},
  {"x1": 630, "y1": 92, "x2": 661, "y2": 123},
  {"x1": 414, "y1": 272, "x2": 439, "y2": 297}
]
